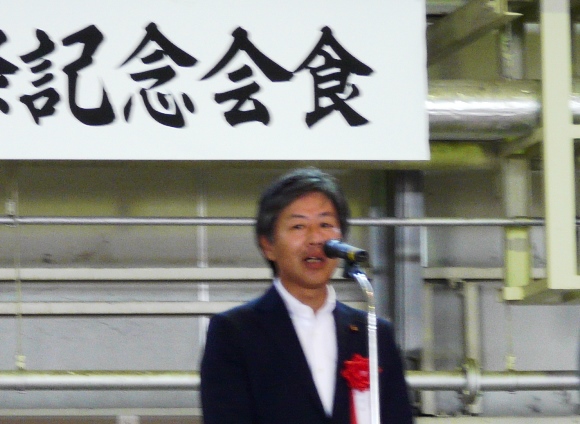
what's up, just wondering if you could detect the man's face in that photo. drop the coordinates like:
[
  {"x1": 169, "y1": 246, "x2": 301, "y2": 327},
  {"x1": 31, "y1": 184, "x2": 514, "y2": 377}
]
[{"x1": 260, "y1": 191, "x2": 342, "y2": 295}]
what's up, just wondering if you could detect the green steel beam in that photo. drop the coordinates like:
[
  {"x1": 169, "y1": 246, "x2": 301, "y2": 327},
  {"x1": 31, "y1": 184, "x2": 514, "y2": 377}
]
[
  {"x1": 427, "y1": 0, "x2": 522, "y2": 66},
  {"x1": 541, "y1": 0, "x2": 580, "y2": 292}
]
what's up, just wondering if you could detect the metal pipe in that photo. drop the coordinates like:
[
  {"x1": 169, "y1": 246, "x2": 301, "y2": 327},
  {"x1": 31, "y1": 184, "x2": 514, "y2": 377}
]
[
  {"x1": 0, "y1": 80, "x2": 558, "y2": 149},
  {"x1": 352, "y1": 217, "x2": 545, "y2": 227},
  {"x1": 463, "y1": 284, "x2": 481, "y2": 364},
  {"x1": 407, "y1": 370, "x2": 580, "y2": 391},
  {"x1": 0, "y1": 301, "x2": 242, "y2": 316},
  {"x1": 0, "y1": 79, "x2": 576, "y2": 158},
  {"x1": 462, "y1": 283, "x2": 482, "y2": 412},
  {"x1": 428, "y1": 80, "x2": 541, "y2": 141},
  {"x1": 0, "y1": 301, "x2": 368, "y2": 316},
  {"x1": 0, "y1": 216, "x2": 552, "y2": 227},
  {"x1": 0, "y1": 371, "x2": 200, "y2": 390},
  {"x1": 0, "y1": 217, "x2": 256, "y2": 226},
  {"x1": 428, "y1": 79, "x2": 580, "y2": 140},
  {"x1": 420, "y1": 283, "x2": 437, "y2": 415},
  {"x1": 406, "y1": 371, "x2": 468, "y2": 391},
  {"x1": 478, "y1": 371, "x2": 580, "y2": 391},
  {"x1": 0, "y1": 370, "x2": 576, "y2": 391}
]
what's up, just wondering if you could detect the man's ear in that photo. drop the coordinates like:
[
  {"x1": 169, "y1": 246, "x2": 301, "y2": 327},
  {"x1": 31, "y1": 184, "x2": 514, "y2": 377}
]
[{"x1": 259, "y1": 235, "x2": 275, "y2": 261}]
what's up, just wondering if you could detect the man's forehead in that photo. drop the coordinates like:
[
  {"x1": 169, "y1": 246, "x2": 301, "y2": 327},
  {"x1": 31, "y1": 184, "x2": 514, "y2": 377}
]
[
  {"x1": 282, "y1": 192, "x2": 335, "y2": 210},
  {"x1": 285, "y1": 210, "x2": 337, "y2": 220}
]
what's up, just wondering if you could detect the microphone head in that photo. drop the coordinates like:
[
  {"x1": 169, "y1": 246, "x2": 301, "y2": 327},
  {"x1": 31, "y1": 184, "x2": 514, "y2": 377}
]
[
  {"x1": 323, "y1": 239, "x2": 339, "y2": 258},
  {"x1": 323, "y1": 239, "x2": 369, "y2": 263},
  {"x1": 349, "y1": 248, "x2": 369, "y2": 263}
]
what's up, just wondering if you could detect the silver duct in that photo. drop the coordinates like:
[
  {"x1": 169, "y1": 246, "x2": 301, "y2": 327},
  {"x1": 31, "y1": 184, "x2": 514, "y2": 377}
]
[
  {"x1": 426, "y1": 79, "x2": 580, "y2": 141},
  {"x1": 0, "y1": 79, "x2": 561, "y2": 145}
]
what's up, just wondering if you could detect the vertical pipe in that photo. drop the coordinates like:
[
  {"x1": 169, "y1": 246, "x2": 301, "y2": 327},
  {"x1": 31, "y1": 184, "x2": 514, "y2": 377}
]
[
  {"x1": 393, "y1": 171, "x2": 425, "y2": 353},
  {"x1": 463, "y1": 282, "x2": 482, "y2": 414},
  {"x1": 498, "y1": 15, "x2": 526, "y2": 80},
  {"x1": 500, "y1": 158, "x2": 532, "y2": 300},
  {"x1": 6, "y1": 163, "x2": 26, "y2": 370},
  {"x1": 197, "y1": 175, "x2": 210, "y2": 347},
  {"x1": 368, "y1": 170, "x2": 393, "y2": 322},
  {"x1": 498, "y1": 0, "x2": 533, "y2": 300},
  {"x1": 371, "y1": 170, "x2": 424, "y2": 413},
  {"x1": 420, "y1": 283, "x2": 437, "y2": 415}
]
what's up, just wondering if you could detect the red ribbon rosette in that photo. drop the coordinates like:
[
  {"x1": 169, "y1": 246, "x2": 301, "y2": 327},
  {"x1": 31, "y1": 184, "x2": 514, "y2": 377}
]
[
  {"x1": 341, "y1": 354, "x2": 371, "y2": 424},
  {"x1": 341, "y1": 353, "x2": 371, "y2": 391}
]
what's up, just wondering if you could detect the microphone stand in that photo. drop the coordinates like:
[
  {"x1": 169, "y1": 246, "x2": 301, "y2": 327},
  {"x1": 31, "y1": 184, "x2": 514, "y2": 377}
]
[{"x1": 343, "y1": 260, "x2": 380, "y2": 424}]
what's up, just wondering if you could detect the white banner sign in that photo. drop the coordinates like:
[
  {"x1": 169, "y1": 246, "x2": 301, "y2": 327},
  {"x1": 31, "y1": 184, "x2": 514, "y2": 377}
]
[{"x1": 0, "y1": 0, "x2": 429, "y2": 161}]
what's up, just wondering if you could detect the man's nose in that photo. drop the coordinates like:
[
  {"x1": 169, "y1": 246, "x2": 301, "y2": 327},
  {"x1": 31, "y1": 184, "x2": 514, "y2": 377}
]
[{"x1": 307, "y1": 226, "x2": 326, "y2": 244}]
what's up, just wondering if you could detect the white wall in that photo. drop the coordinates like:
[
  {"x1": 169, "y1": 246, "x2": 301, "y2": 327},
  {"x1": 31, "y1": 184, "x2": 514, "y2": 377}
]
[{"x1": 0, "y1": 163, "x2": 578, "y2": 417}]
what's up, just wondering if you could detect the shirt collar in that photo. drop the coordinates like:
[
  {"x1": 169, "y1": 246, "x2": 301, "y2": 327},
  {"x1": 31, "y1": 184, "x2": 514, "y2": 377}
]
[{"x1": 274, "y1": 278, "x2": 336, "y2": 318}]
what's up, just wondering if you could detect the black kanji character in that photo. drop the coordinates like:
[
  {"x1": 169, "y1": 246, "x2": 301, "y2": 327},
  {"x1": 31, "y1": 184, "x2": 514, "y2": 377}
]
[
  {"x1": 201, "y1": 27, "x2": 293, "y2": 126},
  {"x1": 0, "y1": 30, "x2": 20, "y2": 114},
  {"x1": 213, "y1": 65, "x2": 269, "y2": 126},
  {"x1": 19, "y1": 29, "x2": 60, "y2": 124},
  {"x1": 121, "y1": 22, "x2": 197, "y2": 128},
  {"x1": 295, "y1": 26, "x2": 373, "y2": 128},
  {"x1": 62, "y1": 25, "x2": 115, "y2": 126}
]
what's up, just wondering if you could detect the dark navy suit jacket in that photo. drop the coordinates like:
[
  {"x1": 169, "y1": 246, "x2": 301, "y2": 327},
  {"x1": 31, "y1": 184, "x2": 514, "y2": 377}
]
[{"x1": 200, "y1": 285, "x2": 414, "y2": 424}]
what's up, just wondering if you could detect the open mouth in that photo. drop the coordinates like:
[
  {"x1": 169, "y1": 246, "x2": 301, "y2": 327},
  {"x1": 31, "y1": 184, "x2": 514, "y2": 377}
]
[{"x1": 305, "y1": 256, "x2": 323, "y2": 263}]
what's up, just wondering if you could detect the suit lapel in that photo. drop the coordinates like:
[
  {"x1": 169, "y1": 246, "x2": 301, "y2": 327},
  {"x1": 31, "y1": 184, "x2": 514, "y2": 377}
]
[
  {"x1": 332, "y1": 303, "x2": 368, "y2": 422},
  {"x1": 255, "y1": 288, "x2": 369, "y2": 423},
  {"x1": 256, "y1": 286, "x2": 327, "y2": 416}
]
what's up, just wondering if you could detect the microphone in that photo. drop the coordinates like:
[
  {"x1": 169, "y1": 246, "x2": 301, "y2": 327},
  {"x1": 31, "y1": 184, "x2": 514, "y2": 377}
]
[{"x1": 323, "y1": 239, "x2": 369, "y2": 263}]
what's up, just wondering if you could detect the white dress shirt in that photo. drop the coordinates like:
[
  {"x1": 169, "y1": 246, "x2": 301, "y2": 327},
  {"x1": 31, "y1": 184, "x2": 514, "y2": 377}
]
[{"x1": 274, "y1": 279, "x2": 338, "y2": 416}]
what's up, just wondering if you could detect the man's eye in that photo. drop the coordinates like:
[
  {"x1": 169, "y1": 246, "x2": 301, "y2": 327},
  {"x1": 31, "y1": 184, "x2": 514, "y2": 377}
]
[
  {"x1": 292, "y1": 224, "x2": 304, "y2": 230},
  {"x1": 321, "y1": 222, "x2": 335, "y2": 228}
]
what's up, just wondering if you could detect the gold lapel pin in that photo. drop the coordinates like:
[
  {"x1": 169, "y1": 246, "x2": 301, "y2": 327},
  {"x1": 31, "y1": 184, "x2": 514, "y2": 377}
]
[{"x1": 349, "y1": 324, "x2": 359, "y2": 332}]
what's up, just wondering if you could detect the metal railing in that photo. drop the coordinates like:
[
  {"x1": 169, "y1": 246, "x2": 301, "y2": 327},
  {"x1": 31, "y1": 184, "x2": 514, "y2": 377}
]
[
  {"x1": 0, "y1": 369, "x2": 576, "y2": 392},
  {"x1": 0, "y1": 216, "x2": 551, "y2": 227}
]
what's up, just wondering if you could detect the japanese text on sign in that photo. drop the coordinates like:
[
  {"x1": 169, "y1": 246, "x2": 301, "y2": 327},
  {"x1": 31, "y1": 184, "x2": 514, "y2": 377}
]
[{"x1": 0, "y1": 0, "x2": 429, "y2": 161}]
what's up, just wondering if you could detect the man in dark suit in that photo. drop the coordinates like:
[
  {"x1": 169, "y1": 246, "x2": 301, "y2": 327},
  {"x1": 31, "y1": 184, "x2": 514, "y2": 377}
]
[{"x1": 201, "y1": 168, "x2": 414, "y2": 424}]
